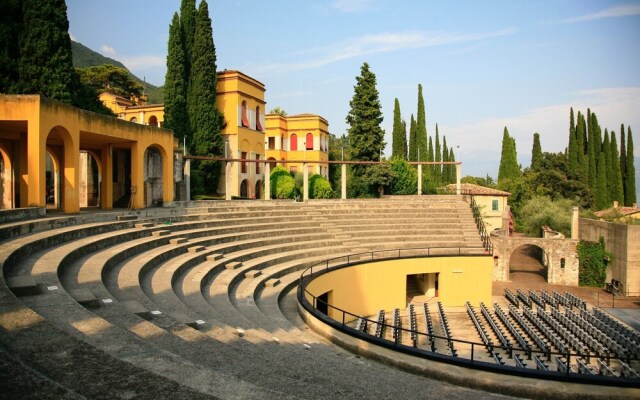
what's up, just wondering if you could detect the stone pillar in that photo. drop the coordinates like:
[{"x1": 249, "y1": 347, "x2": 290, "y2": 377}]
[
  {"x1": 101, "y1": 144, "x2": 113, "y2": 209},
  {"x1": 264, "y1": 162, "x2": 271, "y2": 200},
  {"x1": 455, "y1": 163, "x2": 461, "y2": 195},
  {"x1": 225, "y1": 160, "x2": 232, "y2": 201},
  {"x1": 130, "y1": 143, "x2": 144, "y2": 209},
  {"x1": 571, "y1": 206, "x2": 579, "y2": 240},
  {"x1": 303, "y1": 162, "x2": 309, "y2": 201},
  {"x1": 184, "y1": 158, "x2": 191, "y2": 201},
  {"x1": 341, "y1": 164, "x2": 347, "y2": 200},
  {"x1": 417, "y1": 164, "x2": 422, "y2": 195}
]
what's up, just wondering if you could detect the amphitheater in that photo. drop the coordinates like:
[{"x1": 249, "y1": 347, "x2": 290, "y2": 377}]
[{"x1": 0, "y1": 196, "x2": 638, "y2": 399}]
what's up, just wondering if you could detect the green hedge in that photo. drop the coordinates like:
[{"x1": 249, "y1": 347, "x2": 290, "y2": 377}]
[
  {"x1": 309, "y1": 174, "x2": 333, "y2": 199},
  {"x1": 270, "y1": 166, "x2": 297, "y2": 199},
  {"x1": 577, "y1": 238, "x2": 611, "y2": 287}
]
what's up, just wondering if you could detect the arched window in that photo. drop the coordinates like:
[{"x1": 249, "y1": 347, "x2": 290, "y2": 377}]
[
  {"x1": 290, "y1": 134, "x2": 298, "y2": 151},
  {"x1": 130, "y1": 117, "x2": 137, "y2": 123},
  {"x1": 148, "y1": 116, "x2": 158, "y2": 127},
  {"x1": 306, "y1": 133, "x2": 314, "y2": 150},
  {"x1": 255, "y1": 181, "x2": 262, "y2": 199},
  {"x1": 241, "y1": 101, "x2": 249, "y2": 127},
  {"x1": 240, "y1": 180, "x2": 249, "y2": 198},
  {"x1": 256, "y1": 106, "x2": 262, "y2": 131}
]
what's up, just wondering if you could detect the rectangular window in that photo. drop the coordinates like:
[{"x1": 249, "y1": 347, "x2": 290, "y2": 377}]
[
  {"x1": 255, "y1": 155, "x2": 260, "y2": 174},
  {"x1": 268, "y1": 137, "x2": 275, "y2": 150},
  {"x1": 241, "y1": 152, "x2": 247, "y2": 174},
  {"x1": 492, "y1": 199, "x2": 499, "y2": 211}
]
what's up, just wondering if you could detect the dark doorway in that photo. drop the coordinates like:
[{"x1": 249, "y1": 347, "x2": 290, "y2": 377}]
[{"x1": 317, "y1": 292, "x2": 329, "y2": 316}]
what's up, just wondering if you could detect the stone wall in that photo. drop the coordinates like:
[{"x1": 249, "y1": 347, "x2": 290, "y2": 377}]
[{"x1": 579, "y1": 218, "x2": 640, "y2": 295}]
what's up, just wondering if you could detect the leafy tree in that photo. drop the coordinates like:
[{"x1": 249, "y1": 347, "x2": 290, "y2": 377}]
[
  {"x1": 415, "y1": 84, "x2": 428, "y2": 162},
  {"x1": 364, "y1": 162, "x2": 398, "y2": 197},
  {"x1": 609, "y1": 131, "x2": 624, "y2": 205},
  {"x1": 309, "y1": 174, "x2": 333, "y2": 199},
  {"x1": 391, "y1": 98, "x2": 407, "y2": 160},
  {"x1": 408, "y1": 114, "x2": 417, "y2": 161},
  {"x1": 0, "y1": 0, "x2": 21, "y2": 93},
  {"x1": 498, "y1": 127, "x2": 521, "y2": 183},
  {"x1": 189, "y1": 0, "x2": 225, "y2": 193},
  {"x1": 625, "y1": 127, "x2": 636, "y2": 206},
  {"x1": 77, "y1": 64, "x2": 144, "y2": 101},
  {"x1": 74, "y1": 80, "x2": 114, "y2": 115},
  {"x1": 18, "y1": 0, "x2": 78, "y2": 104},
  {"x1": 164, "y1": 12, "x2": 190, "y2": 143},
  {"x1": 531, "y1": 132, "x2": 542, "y2": 171},
  {"x1": 346, "y1": 62, "x2": 384, "y2": 173},
  {"x1": 520, "y1": 196, "x2": 574, "y2": 237},
  {"x1": 269, "y1": 106, "x2": 287, "y2": 116},
  {"x1": 462, "y1": 175, "x2": 495, "y2": 187},
  {"x1": 577, "y1": 239, "x2": 610, "y2": 287},
  {"x1": 389, "y1": 158, "x2": 417, "y2": 195}
]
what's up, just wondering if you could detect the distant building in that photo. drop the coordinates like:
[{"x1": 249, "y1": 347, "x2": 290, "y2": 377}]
[
  {"x1": 446, "y1": 183, "x2": 510, "y2": 232},
  {"x1": 99, "y1": 92, "x2": 164, "y2": 127},
  {"x1": 594, "y1": 201, "x2": 640, "y2": 222}
]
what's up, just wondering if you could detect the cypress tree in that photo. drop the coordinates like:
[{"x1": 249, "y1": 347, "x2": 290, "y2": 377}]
[
  {"x1": 576, "y1": 112, "x2": 588, "y2": 184},
  {"x1": 602, "y1": 129, "x2": 612, "y2": 202},
  {"x1": 408, "y1": 114, "x2": 417, "y2": 161},
  {"x1": 609, "y1": 131, "x2": 624, "y2": 205},
  {"x1": 416, "y1": 84, "x2": 428, "y2": 163},
  {"x1": 434, "y1": 124, "x2": 441, "y2": 183},
  {"x1": 391, "y1": 98, "x2": 406, "y2": 159},
  {"x1": 401, "y1": 119, "x2": 407, "y2": 160},
  {"x1": 587, "y1": 116, "x2": 597, "y2": 191},
  {"x1": 427, "y1": 136, "x2": 434, "y2": 179},
  {"x1": 442, "y1": 137, "x2": 449, "y2": 183},
  {"x1": 620, "y1": 124, "x2": 627, "y2": 195},
  {"x1": 180, "y1": 0, "x2": 196, "y2": 77},
  {"x1": 449, "y1": 147, "x2": 456, "y2": 184},
  {"x1": 567, "y1": 108, "x2": 578, "y2": 178},
  {"x1": 595, "y1": 150, "x2": 608, "y2": 210},
  {"x1": 346, "y1": 62, "x2": 385, "y2": 170},
  {"x1": 498, "y1": 127, "x2": 520, "y2": 183},
  {"x1": 531, "y1": 132, "x2": 542, "y2": 171},
  {"x1": 189, "y1": 0, "x2": 225, "y2": 191},
  {"x1": 19, "y1": 0, "x2": 78, "y2": 104},
  {"x1": 0, "y1": 0, "x2": 21, "y2": 93},
  {"x1": 625, "y1": 127, "x2": 636, "y2": 206},
  {"x1": 164, "y1": 13, "x2": 190, "y2": 144}
]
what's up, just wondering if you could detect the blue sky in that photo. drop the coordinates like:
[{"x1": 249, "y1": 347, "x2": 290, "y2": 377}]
[{"x1": 67, "y1": 0, "x2": 640, "y2": 188}]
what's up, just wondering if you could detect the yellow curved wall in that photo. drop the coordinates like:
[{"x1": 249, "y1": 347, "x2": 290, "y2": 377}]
[{"x1": 305, "y1": 256, "x2": 492, "y2": 321}]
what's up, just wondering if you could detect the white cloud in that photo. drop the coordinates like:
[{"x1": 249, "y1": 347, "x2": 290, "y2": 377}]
[
  {"x1": 253, "y1": 28, "x2": 516, "y2": 75},
  {"x1": 119, "y1": 54, "x2": 165, "y2": 70},
  {"x1": 557, "y1": 4, "x2": 640, "y2": 24},
  {"x1": 69, "y1": 33, "x2": 77, "y2": 42},
  {"x1": 331, "y1": 0, "x2": 374, "y2": 13},
  {"x1": 101, "y1": 45, "x2": 116, "y2": 56},
  {"x1": 444, "y1": 87, "x2": 640, "y2": 177}
]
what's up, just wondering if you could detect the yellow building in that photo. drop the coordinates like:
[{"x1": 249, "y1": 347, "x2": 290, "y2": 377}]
[
  {"x1": 99, "y1": 92, "x2": 164, "y2": 127},
  {"x1": 265, "y1": 113, "x2": 329, "y2": 179},
  {"x1": 594, "y1": 201, "x2": 640, "y2": 222},
  {"x1": 448, "y1": 183, "x2": 511, "y2": 232},
  {"x1": 0, "y1": 95, "x2": 175, "y2": 212}
]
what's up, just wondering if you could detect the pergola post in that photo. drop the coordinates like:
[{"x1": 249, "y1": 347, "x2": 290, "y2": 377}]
[
  {"x1": 455, "y1": 163, "x2": 462, "y2": 195},
  {"x1": 264, "y1": 162, "x2": 271, "y2": 200},
  {"x1": 417, "y1": 164, "x2": 422, "y2": 195},
  {"x1": 303, "y1": 162, "x2": 309, "y2": 202},
  {"x1": 341, "y1": 164, "x2": 347, "y2": 199}
]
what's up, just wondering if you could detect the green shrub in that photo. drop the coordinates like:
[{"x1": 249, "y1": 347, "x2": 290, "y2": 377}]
[
  {"x1": 389, "y1": 158, "x2": 417, "y2": 195},
  {"x1": 275, "y1": 175, "x2": 296, "y2": 199},
  {"x1": 309, "y1": 174, "x2": 333, "y2": 199},
  {"x1": 520, "y1": 196, "x2": 574, "y2": 237},
  {"x1": 270, "y1": 166, "x2": 294, "y2": 199}
]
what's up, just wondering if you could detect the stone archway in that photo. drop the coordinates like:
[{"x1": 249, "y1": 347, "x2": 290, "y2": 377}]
[
  {"x1": 508, "y1": 243, "x2": 547, "y2": 283},
  {"x1": 490, "y1": 230, "x2": 579, "y2": 286}
]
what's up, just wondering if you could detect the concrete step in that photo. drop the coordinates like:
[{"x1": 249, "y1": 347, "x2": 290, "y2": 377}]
[
  {"x1": 265, "y1": 278, "x2": 280, "y2": 288},
  {"x1": 169, "y1": 237, "x2": 188, "y2": 245},
  {"x1": 5, "y1": 276, "x2": 39, "y2": 296},
  {"x1": 116, "y1": 215, "x2": 138, "y2": 221},
  {"x1": 207, "y1": 253, "x2": 224, "y2": 261},
  {"x1": 244, "y1": 270, "x2": 262, "y2": 279},
  {"x1": 152, "y1": 230, "x2": 171, "y2": 237},
  {"x1": 69, "y1": 288, "x2": 99, "y2": 308},
  {"x1": 135, "y1": 222, "x2": 155, "y2": 228},
  {"x1": 187, "y1": 245, "x2": 206, "y2": 253},
  {"x1": 226, "y1": 261, "x2": 242, "y2": 270}
]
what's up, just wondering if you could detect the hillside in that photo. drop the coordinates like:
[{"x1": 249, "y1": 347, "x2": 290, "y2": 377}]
[{"x1": 71, "y1": 41, "x2": 163, "y2": 104}]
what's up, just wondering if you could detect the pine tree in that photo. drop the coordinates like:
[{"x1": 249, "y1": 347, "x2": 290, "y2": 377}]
[
  {"x1": 595, "y1": 150, "x2": 608, "y2": 210},
  {"x1": 408, "y1": 114, "x2": 417, "y2": 161},
  {"x1": 498, "y1": 127, "x2": 520, "y2": 183},
  {"x1": 531, "y1": 132, "x2": 542, "y2": 171},
  {"x1": 189, "y1": 0, "x2": 225, "y2": 191},
  {"x1": 567, "y1": 108, "x2": 578, "y2": 178},
  {"x1": 625, "y1": 127, "x2": 636, "y2": 206},
  {"x1": 416, "y1": 84, "x2": 428, "y2": 163},
  {"x1": 164, "y1": 13, "x2": 190, "y2": 144},
  {"x1": 609, "y1": 131, "x2": 624, "y2": 205},
  {"x1": 434, "y1": 124, "x2": 441, "y2": 183},
  {"x1": 0, "y1": 0, "x2": 21, "y2": 93},
  {"x1": 391, "y1": 98, "x2": 406, "y2": 159},
  {"x1": 18, "y1": 0, "x2": 78, "y2": 104},
  {"x1": 346, "y1": 62, "x2": 385, "y2": 171}
]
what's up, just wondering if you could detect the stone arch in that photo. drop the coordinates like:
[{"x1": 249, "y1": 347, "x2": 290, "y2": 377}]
[
  {"x1": 255, "y1": 180, "x2": 262, "y2": 199},
  {"x1": 508, "y1": 243, "x2": 547, "y2": 283},
  {"x1": 240, "y1": 179, "x2": 249, "y2": 198},
  {"x1": 45, "y1": 147, "x2": 60, "y2": 209},
  {"x1": 45, "y1": 125, "x2": 77, "y2": 212},
  {"x1": 144, "y1": 145, "x2": 164, "y2": 207},
  {"x1": 79, "y1": 150, "x2": 101, "y2": 207}
]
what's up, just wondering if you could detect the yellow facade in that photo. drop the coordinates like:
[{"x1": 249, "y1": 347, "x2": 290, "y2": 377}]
[
  {"x1": 99, "y1": 92, "x2": 165, "y2": 127},
  {"x1": 448, "y1": 183, "x2": 510, "y2": 232},
  {"x1": 0, "y1": 95, "x2": 175, "y2": 212},
  {"x1": 305, "y1": 256, "x2": 493, "y2": 321},
  {"x1": 265, "y1": 113, "x2": 329, "y2": 178}
]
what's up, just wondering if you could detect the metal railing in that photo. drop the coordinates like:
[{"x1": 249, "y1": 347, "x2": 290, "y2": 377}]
[
  {"x1": 297, "y1": 248, "x2": 640, "y2": 386},
  {"x1": 469, "y1": 194, "x2": 492, "y2": 253}
]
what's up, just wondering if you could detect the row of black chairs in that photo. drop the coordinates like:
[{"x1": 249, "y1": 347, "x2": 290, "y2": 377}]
[
  {"x1": 540, "y1": 290, "x2": 558, "y2": 309},
  {"x1": 510, "y1": 305, "x2": 549, "y2": 355},
  {"x1": 355, "y1": 317, "x2": 367, "y2": 333},
  {"x1": 580, "y1": 309, "x2": 639, "y2": 358},
  {"x1": 536, "y1": 308, "x2": 589, "y2": 359},
  {"x1": 520, "y1": 305, "x2": 568, "y2": 355},
  {"x1": 551, "y1": 308, "x2": 607, "y2": 358},
  {"x1": 437, "y1": 301, "x2": 457, "y2": 357},
  {"x1": 423, "y1": 303, "x2": 436, "y2": 352},
  {"x1": 528, "y1": 290, "x2": 546, "y2": 311},
  {"x1": 494, "y1": 304, "x2": 529, "y2": 352},
  {"x1": 564, "y1": 291, "x2": 587, "y2": 310},
  {"x1": 480, "y1": 303, "x2": 511, "y2": 350},
  {"x1": 408, "y1": 304, "x2": 418, "y2": 347},
  {"x1": 516, "y1": 289, "x2": 532, "y2": 309},
  {"x1": 374, "y1": 310, "x2": 385, "y2": 338},
  {"x1": 504, "y1": 288, "x2": 519, "y2": 308},
  {"x1": 593, "y1": 308, "x2": 640, "y2": 345},
  {"x1": 391, "y1": 308, "x2": 401, "y2": 343},
  {"x1": 467, "y1": 302, "x2": 504, "y2": 365}
]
